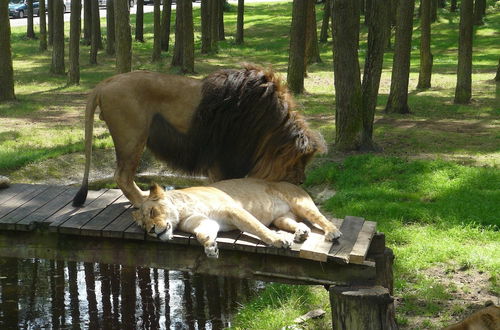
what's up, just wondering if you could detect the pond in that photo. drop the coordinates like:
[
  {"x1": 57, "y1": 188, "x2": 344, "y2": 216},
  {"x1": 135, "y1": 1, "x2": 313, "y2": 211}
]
[{"x1": 0, "y1": 257, "x2": 260, "y2": 329}]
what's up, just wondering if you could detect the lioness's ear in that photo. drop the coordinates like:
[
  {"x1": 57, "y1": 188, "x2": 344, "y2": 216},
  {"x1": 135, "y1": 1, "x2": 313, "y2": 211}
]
[{"x1": 149, "y1": 183, "x2": 165, "y2": 200}]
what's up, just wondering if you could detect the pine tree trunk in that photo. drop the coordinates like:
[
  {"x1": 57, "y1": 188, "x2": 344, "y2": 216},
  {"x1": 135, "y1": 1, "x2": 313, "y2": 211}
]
[
  {"x1": 83, "y1": 0, "x2": 91, "y2": 45},
  {"x1": 332, "y1": 0, "x2": 363, "y2": 151},
  {"x1": 364, "y1": 0, "x2": 372, "y2": 25},
  {"x1": 201, "y1": 0, "x2": 212, "y2": 53},
  {"x1": 473, "y1": 0, "x2": 485, "y2": 25},
  {"x1": 181, "y1": 0, "x2": 194, "y2": 73},
  {"x1": 218, "y1": 0, "x2": 225, "y2": 41},
  {"x1": 235, "y1": 0, "x2": 244, "y2": 44},
  {"x1": 0, "y1": 0, "x2": 16, "y2": 101},
  {"x1": 39, "y1": 0, "x2": 48, "y2": 51},
  {"x1": 454, "y1": 0, "x2": 473, "y2": 104},
  {"x1": 171, "y1": 2, "x2": 183, "y2": 66},
  {"x1": 106, "y1": 0, "x2": 115, "y2": 55},
  {"x1": 47, "y1": 0, "x2": 53, "y2": 46},
  {"x1": 51, "y1": 0, "x2": 65, "y2": 75},
  {"x1": 431, "y1": 0, "x2": 437, "y2": 22},
  {"x1": 417, "y1": 0, "x2": 433, "y2": 89},
  {"x1": 287, "y1": 0, "x2": 307, "y2": 94},
  {"x1": 90, "y1": 0, "x2": 99, "y2": 64},
  {"x1": 385, "y1": 0, "x2": 415, "y2": 114},
  {"x1": 27, "y1": 0, "x2": 36, "y2": 38},
  {"x1": 115, "y1": 0, "x2": 132, "y2": 73},
  {"x1": 68, "y1": 0, "x2": 81, "y2": 85},
  {"x1": 495, "y1": 58, "x2": 500, "y2": 81},
  {"x1": 210, "y1": 0, "x2": 219, "y2": 50},
  {"x1": 161, "y1": 0, "x2": 172, "y2": 51},
  {"x1": 306, "y1": 0, "x2": 321, "y2": 65},
  {"x1": 361, "y1": 0, "x2": 389, "y2": 151},
  {"x1": 152, "y1": 0, "x2": 161, "y2": 61},
  {"x1": 319, "y1": 0, "x2": 331, "y2": 43},
  {"x1": 136, "y1": 0, "x2": 144, "y2": 42},
  {"x1": 450, "y1": 0, "x2": 457, "y2": 12}
]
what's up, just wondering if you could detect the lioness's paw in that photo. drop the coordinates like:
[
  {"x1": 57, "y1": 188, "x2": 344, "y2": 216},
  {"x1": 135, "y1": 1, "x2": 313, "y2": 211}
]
[
  {"x1": 272, "y1": 235, "x2": 293, "y2": 249},
  {"x1": 204, "y1": 242, "x2": 219, "y2": 259},
  {"x1": 294, "y1": 224, "x2": 311, "y2": 242},
  {"x1": 325, "y1": 228, "x2": 342, "y2": 241},
  {"x1": 148, "y1": 223, "x2": 173, "y2": 241}
]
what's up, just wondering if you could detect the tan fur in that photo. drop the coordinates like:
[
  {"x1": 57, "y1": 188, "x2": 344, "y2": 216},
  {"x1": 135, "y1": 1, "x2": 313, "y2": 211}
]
[
  {"x1": 132, "y1": 178, "x2": 342, "y2": 258},
  {"x1": 444, "y1": 304, "x2": 500, "y2": 330}
]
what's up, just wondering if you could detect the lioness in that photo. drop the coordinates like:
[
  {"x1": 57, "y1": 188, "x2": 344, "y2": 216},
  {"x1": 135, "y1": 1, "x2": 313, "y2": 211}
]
[
  {"x1": 73, "y1": 64, "x2": 326, "y2": 208},
  {"x1": 132, "y1": 178, "x2": 342, "y2": 258},
  {"x1": 444, "y1": 303, "x2": 500, "y2": 330}
]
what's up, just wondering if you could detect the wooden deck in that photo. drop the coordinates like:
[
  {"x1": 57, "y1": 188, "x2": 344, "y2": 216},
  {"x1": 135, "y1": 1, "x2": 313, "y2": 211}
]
[{"x1": 0, "y1": 184, "x2": 377, "y2": 265}]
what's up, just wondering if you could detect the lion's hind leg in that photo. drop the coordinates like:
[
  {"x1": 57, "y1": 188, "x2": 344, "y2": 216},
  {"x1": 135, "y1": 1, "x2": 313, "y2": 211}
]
[{"x1": 272, "y1": 212, "x2": 311, "y2": 243}]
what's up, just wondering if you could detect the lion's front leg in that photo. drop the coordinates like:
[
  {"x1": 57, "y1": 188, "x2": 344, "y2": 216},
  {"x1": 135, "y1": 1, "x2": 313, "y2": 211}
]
[
  {"x1": 273, "y1": 212, "x2": 311, "y2": 243},
  {"x1": 187, "y1": 216, "x2": 221, "y2": 258}
]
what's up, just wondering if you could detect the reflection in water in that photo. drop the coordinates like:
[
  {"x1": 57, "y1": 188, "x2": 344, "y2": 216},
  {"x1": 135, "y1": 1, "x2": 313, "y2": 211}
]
[{"x1": 0, "y1": 257, "x2": 260, "y2": 329}]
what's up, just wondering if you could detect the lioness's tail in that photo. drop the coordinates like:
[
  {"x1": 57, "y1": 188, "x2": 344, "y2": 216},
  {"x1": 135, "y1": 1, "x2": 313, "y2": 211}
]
[{"x1": 72, "y1": 88, "x2": 99, "y2": 207}]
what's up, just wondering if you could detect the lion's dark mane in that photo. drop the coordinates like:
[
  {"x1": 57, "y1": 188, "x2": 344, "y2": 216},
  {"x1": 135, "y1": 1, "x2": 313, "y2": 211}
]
[{"x1": 146, "y1": 65, "x2": 323, "y2": 180}]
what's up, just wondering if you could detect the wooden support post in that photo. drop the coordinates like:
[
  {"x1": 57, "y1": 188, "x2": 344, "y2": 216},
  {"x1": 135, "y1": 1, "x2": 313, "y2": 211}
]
[
  {"x1": 375, "y1": 247, "x2": 395, "y2": 295},
  {"x1": 329, "y1": 285, "x2": 398, "y2": 330}
]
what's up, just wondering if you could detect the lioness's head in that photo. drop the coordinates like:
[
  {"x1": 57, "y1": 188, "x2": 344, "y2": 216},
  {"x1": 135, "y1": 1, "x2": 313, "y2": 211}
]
[{"x1": 132, "y1": 183, "x2": 179, "y2": 241}]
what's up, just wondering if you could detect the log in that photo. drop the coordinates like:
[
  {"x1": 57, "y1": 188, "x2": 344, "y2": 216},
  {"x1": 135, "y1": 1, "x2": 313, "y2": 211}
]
[{"x1": 330, "y1": 285, "x2": 398, "y2": 330}]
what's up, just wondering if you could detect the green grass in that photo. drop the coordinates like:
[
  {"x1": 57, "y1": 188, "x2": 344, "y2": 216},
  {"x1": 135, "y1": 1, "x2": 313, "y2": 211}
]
[{"x1": 1, "y1": 1, "x2": 499, "y2": 328}]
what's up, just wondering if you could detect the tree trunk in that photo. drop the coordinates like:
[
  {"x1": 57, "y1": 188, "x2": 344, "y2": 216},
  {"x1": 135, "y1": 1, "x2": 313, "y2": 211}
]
[
  {"x1": 51, "y1": 0, "x2": 65, "y2": 75},
  {"x1": 218, "y1": 0, "x2": 225, "y2": 41},
  {"x1": 39, "y1": 0, "x2": 48, "y2": 51},
  {"x1": 235, "y1": 0, "x2": 244, "y2": 44},
  {"x1": 0, "y1": 0, "x2": 16, "y2": 101},
  {"x1": 450, "y1": 0, "x2": 457, "y2": 12},
  {"x1": 332, "y1": 0, "x2": 363, "y2": 151},
  {"x1": 417, "y1": 0, "x2": 433, "y2": 89},
  {"x1": 115, "y1": 0, "x2": 132, "y2": 73},
  {"x1": 68, "y1": 0, "x2": 81, "y2": 85},
  {"x1": 431, "y1": 0, "x2": 437, "y2": 22},
  {"x1": 47, "y1": 0, "x2": 53, "y2": 46},
  {"x1": 136, "y1": 0, "x2": 144, "y2": 42},
  {"x1": 210, "y1": 0, "x2": 219, "y2": 50},
  {"x1": 201, "y1": 0, "x2": 212, "y2": 53},
  {"x1": 306, "y1": 0, "x2": 321, "y2": 65},
  {"x1": 161, "y1": 0, "x2": 172, "y2": 51},
  {"x1": 83, "y1": 0, "x2": 91, "y2": 45},
  {"x1": 27, "y1": 0, "x2": 36, "y2": 38},
  {"x1": 385, "y1": 0, "x2": 415, "y2": 114},
  {"x1": 438, "y1": 0, "x2": 446, "y2": 8},
  {"x1": 90, "y1": 0, "x2": 99, "y2": 64},
  {"x1": 171, "y1": 1, "x2": 184, "y2": 66},
  {"x1": 319, "y1": 0, "x2": 331, "y2": 43},
  {"x1": 364, "y1": 0, "x2": 372, "y2": 25},
  {"x1": 106, "y1": 0, "x2": 115, "y2": 55},
  {"x1": 361, "y1": 0, "x2": 389, "y2": 151},
  {"x1": 152, "y1": 0, "x2": 161, "y2": 61},
  {"x1": 287, "y1": 0, "x2": 307, "y2": 94},
  {"x1": 473, "y1": 0, "x2": 485, "y2": 25},
  {"x1": 454, "y1": 0, "x2": 473, "y2": 104},
  {"x1": 495, "y1": 58, "x2": 500, "y2": 81},
  {"x1": 181, "y1": 0, "x2": 194, "y2": 73}
]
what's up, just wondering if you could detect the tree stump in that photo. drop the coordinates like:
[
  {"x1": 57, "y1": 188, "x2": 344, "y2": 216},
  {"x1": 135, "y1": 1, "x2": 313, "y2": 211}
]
[{"x1": 330, "y1": 285, "x2": 398, "y2": 330}]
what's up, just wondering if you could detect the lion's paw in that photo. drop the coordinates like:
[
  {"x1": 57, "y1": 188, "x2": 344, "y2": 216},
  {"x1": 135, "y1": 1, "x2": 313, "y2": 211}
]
[
  {"x1": 204, "y1": 242, "x2": 219, "y2": 259},
  {"x1": 325, "y1": 228, "x2": 342, "y2": 241},
  {"x1": 294, "y1": 223, "x2": 311, "y2": 242},
  {"x1": 148, "y1": 222, "x2": 173, "y2": 241},
  {"x1": 272, "y1": 234, "x2": 293, "y2": 249}
]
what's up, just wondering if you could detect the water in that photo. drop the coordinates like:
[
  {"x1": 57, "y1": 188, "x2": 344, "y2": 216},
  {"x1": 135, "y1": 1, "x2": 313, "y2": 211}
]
[{"x1": 0, "y1": 257, "x2": 260, "y2": 329}]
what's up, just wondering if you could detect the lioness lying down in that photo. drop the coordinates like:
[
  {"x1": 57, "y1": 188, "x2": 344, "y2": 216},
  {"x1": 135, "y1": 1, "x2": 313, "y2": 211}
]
[{"x1": 132, "y1": 178, "x2": 342, "y2": 258}]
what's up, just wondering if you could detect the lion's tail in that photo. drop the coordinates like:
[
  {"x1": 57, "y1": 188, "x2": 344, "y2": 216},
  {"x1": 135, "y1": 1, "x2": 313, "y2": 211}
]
[{"x1": 72, "y1": 88, "x2": 100, "y2": 207}]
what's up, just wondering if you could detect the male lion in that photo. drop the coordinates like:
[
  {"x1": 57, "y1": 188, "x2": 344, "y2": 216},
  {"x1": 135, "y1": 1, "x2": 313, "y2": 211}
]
[
  {"x1": 132, "y1": 178, "x2": 342, "y2": 258},
  {"x1": 73, "y1": 64, "x2": 326, "y2": 207}
]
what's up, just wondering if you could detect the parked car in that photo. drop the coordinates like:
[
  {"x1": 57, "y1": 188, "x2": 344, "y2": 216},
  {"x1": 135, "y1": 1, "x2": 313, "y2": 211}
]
[{"x1": 8, "y1": 0, "x2": 40, "y2": 18}]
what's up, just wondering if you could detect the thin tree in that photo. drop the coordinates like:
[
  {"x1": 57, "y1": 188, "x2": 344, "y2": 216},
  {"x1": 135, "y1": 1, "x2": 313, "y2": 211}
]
[
  {"x1": 473, "y1": 0, "x2": 486, "y2": 25},
  {"x1": 68, "y1": 0, "x2": 81, "y2": 84},
  {"x1": 115, "y1": 0, "x2": 132, "y2": 73},
  {"x1": 201, "y1": 0, "x2": 212, "y2": 53},
  {"x1": 161, "y1": 0, "x2": 172, "y2": 51},
  {"x1": 287, "y1": 0, "x2": 307, "y2": 94},
  {"x1": 450, "y1": 0, "x2": 457, "y2": 12},
  {"x1": 210, "y1": 0, "x2": 219, "y2": 50},
  {"x1": 39, "y1": 0, "x2": 47, "y2": 51},
  {"x1": 83, "y1": 0, "x2": 91, "y2": 45},
  {"x1": 385, "y1": 0, "x2": 415, "y2": 114},
  {"x1": 417, "y1": 0, "x2": 433, "y2": 89},
  {"x1": 172, "y1": 0, "x2": 194, "y2": 73},
  {"x1": 136, "y1": 0, "x2": 144, "y2": 42},
  {"x1": 0, "y1": 0, "x2": 16, "y2": 101},
  {"x1": 495, "y1": 58, "x2": 500, "y2": 81},
  {"x1": 305, "y1": 0, "x2": 321, "y2": 65},
  {"x1": 171, "y1": 1, "x2": 184, "y2": 66},
  {"x1": 332, "y1": 0, "x2": 362, "y2": 151},
  {"x1": 235, "y1": 0, "x2": 244, "y2": 44},
  {"x1": 51, "y1": 0, "x2": 65, "y2": 75},
  {"x1": 27, "y1": 0, "x2": 36, "y2": 39},
  {"x1": 454, "y1": 0, "x2": 473, "y2": 104},
  {"x1": 106, "y1": 0, "x2": 115, "y2": 55},
  {"x1": 90, "y1": 0, "x2": 99, "y2": 64},
  {"x1": 152, "y1": 0, "x2": 161, "y2": 61},
  {"x1": 361, "y1": 0, "x2": 389, "y2": 151},
  {"x1": 218, "y1": 0, "x2": 225, "y2": 41},
  {"x1": 47, "y1": 0, "x2": 53, "y2": 45},
  {"x1": 319, "y1": 0, "x2": 331, "y2": 43}
]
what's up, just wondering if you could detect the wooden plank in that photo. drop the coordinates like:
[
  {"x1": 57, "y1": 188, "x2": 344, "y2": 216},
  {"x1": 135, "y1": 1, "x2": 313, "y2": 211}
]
[
  {"x1": 299, "y1": 231, "x2": 334, "y2": 262},
  {"x1": 349, "y1": 221, "x2": 377, "y2": 264},
  {"x1": 328, "y1": 216, "x2": 365, "y2": 263},
  {"x1": 19, "y1": 187, "x2": 79, "y2": 228},
  {"x1": 102, "y1": 208, "x2": 135, "y2": 238},
  {"x1": 6, "y1": 186, "x2": 69, "y2": 231},
  {"x1": 79, "y1": 194, "x2": 129, "y2": 237},
  {"x1": 215, "y1": 230, "x2": 241, "y2": 250},
  {"x1": 145, "y1": 230, "x2": 192, "y2": 245},
  {"x1": 0, "y1": 184, "x2": 33, "y2": 205},
  {"x1": 123, "y1": 221, "x2": 146, "y2": 240},
  {"x1": 58, "y1": 189, "x2": 122, "y2": 235},
  {"x1": 0, "y1": 185, "x2": 50, "y2": 229},
  {"x1": 234, "y1": 232, "x2": 261, "y2": 253},
  {"x1": 48, "y1": 189, "x2": 108, "y2": 232}
]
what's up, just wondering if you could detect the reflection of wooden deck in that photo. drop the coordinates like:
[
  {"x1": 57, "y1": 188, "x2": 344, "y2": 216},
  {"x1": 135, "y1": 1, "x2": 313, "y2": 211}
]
[{"x1": 0, "y1": 184, "x2": 377, "y2": 264}]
